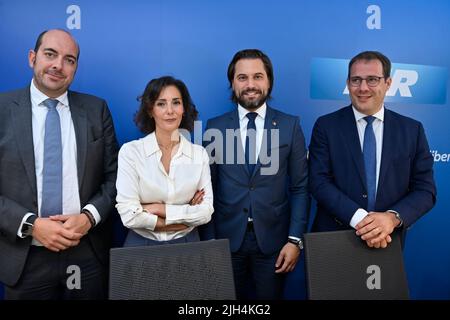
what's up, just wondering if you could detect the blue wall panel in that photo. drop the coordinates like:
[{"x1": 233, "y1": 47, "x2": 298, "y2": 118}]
[{"x1": 0, "y1": 0, "x2": 449, "y2": 299}]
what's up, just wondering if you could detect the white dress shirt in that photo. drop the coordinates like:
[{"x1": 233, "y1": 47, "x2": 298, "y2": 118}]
[
  {"x1": 238, "y1": 103, "x2": 267, "y2": 159},
  {"x1": 349, "y1": 105, "x2": 385, "y2": 228},
  {"x1": 115, "y1": 132, "x2": 214, "y2": 241},
  {"x1": 238, "y1": 103, "x2": 266, "y2": 223},
  {"x1": 18, "y1": 80, "x2": 100, "y2": 240}
]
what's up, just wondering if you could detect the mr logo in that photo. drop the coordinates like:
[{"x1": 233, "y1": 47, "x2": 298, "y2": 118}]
[
  {"x1": 311, "y1": 57, "x2": 447, "y2": 104},
  {"x1": 366, "y1": 265, "x2": 381, "y2": 290},
  {"x1": 387, "y1": 70, "x2": 418, "y2": 97},
  {"x1": 66, "y1": 265, "x2": 81, "y2": 290}
]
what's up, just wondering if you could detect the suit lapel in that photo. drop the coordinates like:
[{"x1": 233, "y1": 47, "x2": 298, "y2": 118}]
[
  {"x1": 227, "y1": 110, "x2": 249, "y2": 177},
  {"x1": 341, "y1": 106, "x2": 367, "y2": 188},
  {"x1": 377, "y1": 108, "x2": 394, "y2": 194},
  {"x1": 68, "y1": 91, "x2": 87, "y2": 189},
  {"x1": 12, "y1": 88, "x2": 37, "y2": 196},
  {"x1": 251, "y1": 106, "x2": 276, "y2": 179}
]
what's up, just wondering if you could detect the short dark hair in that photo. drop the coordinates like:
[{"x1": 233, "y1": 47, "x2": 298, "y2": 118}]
[
  {"x1": 34, "y1": 29, "x2": 80, "y2": 59},
  {"x1": 134, "y1": 76, "x2": 199, "y2": 134},
  {"x1": 348, "y1": 51, "x2": 391, "y2": 79},
  {"x1": 227, "y1": 49, "x2": 274, "y2": 103}
]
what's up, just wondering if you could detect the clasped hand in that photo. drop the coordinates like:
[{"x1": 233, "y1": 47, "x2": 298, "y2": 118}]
[
  {"x1": 355, "y1": 211, "x2": 399, "y2": 248},
  {"x1": 32, "y1": 214, "x2": 91, "y2": 252}
]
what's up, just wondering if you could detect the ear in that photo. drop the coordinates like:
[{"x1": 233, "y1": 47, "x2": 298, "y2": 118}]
[
  {"x1": 385, "y1": 77, "x2": 392, "y2": 89},
  {"x1": 28, "y1": 50, "x2": 36, "y2": 68}
]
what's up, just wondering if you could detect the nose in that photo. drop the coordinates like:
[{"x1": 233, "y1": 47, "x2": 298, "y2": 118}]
[
  {"x1": 247, "y1": 78, "x2": 256, "y2": 88},
  {"x1": 166, "y1": 104, "x2": 174, "y2": 114},
  {"x1": 359, "y1": 79, "x2": 370, "y2": 90},
  {"x1": 52, "y1": 57, "x2": 64, "y2": 70}
]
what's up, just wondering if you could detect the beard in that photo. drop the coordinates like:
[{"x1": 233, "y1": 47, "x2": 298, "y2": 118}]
[{"x1": 235, "y1": 88, "x2": 268, "y2": 111}]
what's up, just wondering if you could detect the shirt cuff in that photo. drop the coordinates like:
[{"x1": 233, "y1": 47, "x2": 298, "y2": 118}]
[
  {"x1": 17, "y1": 213, "x2": 36, "y2": 238},
  {"x1": 350, "y1": 208, "x2": 369, "y2": 229},
  {"x1": 165, "y1": 204, "x2": 185, "y2": 224},
  {"x1": 143, "y1": 210, "x2": 158, "y2": 231},
  {"x1": 83, "y1": 204, "x2": 101, "y2": 226}
]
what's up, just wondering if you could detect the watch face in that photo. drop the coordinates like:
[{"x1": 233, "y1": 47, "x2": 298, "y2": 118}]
[{"x1": 22, "y1": 222, "x2": 33, "y2": 237}]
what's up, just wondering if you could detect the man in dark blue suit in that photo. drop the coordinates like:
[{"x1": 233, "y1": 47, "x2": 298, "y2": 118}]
[
  {"x1": 201, "y1": 49, "x2": 310, "y2": 299},
  {"x1": 309, "y1": 51, "x2": 436, "y2": 248}
]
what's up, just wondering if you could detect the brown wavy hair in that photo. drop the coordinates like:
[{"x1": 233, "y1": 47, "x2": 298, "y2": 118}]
[{"x1": 134, "y1": 76, "x2": 199, "y2": 134}]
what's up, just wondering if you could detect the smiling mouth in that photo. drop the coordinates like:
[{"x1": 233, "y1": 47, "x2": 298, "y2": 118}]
[
  {"x1": 243, "y1": 91, "x2": 261, "y2": 98},
  {"x1": 46, "y1": 72, "x2": 64, "y2": 80}
]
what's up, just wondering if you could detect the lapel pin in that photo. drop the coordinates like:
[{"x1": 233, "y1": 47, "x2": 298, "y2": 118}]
[{"x1": 272, "y1": 120, "x2": 277, "y2": 126}]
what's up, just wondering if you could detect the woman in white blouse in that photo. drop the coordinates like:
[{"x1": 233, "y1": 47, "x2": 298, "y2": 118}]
[{"x1": 116, "y1": 76, "x2": 213, "y2": 246}]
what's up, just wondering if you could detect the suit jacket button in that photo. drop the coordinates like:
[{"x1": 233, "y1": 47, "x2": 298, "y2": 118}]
[
  {"x1": 250, "y1": 186, "x2": 255, "y2": 190},
  {"x1": 243, "y1": 208, "x2": 249, "y2": 213},
  {"x1": 362, "y1": 194, "x2": 367, "y2": 198}
]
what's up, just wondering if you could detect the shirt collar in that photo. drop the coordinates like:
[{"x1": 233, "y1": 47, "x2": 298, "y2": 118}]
[
  {"x1": 143, "y1": 131, "x2": 193, "y2": 158},
  {"x1": 238, "y1": 102, "x2": 267, "y2": 121},
  {"x1": 30, "y1": 79, "x2": 69, "y2": 108},
  {"x1": 352, "y1": 104, "x2": 385, "y2": 123}
]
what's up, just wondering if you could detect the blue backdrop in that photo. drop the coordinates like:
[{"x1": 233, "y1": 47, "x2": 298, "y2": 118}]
[{"x1": 0, "y1": 0, "x2": 449, "y2": 299}]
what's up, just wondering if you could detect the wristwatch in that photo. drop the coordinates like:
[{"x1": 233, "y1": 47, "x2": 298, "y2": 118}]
[
  {"x1": 288, "y1": 238, "x2": 304, "y2": 250},
  {"x1": 388, "y1": 210, "x2": 403, "y2": 228},
  {"x1": 21, "y1": 215, "x2": 37, "y2": 237}
]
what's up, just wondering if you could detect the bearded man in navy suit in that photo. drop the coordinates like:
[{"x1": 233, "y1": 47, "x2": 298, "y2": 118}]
[{"x1": 201, "y1": 49, "x2": 310, "y2": 299}]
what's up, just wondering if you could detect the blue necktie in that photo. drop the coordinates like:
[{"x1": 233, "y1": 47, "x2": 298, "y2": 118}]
[
  {"x1": 245, "y1": 112, "x2": 258, "y2": 175},
  {"x1": 245, "y1": 112, "x2": 258, "y2": 220},
  {"x1": 40, "y1": 99, "x2": 63, "y2": 217},
  {"x1": 363, "y1": 116, "x2": 376, "y2": 212}
]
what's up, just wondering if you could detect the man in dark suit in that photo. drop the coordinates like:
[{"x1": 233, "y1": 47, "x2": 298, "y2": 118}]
[
  {"x1": 201, "y1": 49, "x2": 310, "y2": 299},
  {"x1": 0, "y1": 29, "x2": 119, "y2": 299},
  {"x1": 309, "y1": 51, "x2": 436, "y2": 248}
]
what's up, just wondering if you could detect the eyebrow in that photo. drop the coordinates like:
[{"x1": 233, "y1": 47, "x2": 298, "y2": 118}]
[
  {"x1": 157, "y1": 97, "x2": 181, "y2": 100},
  {"x1": 350, "y1": 75, "x2": 383, "y2": 78},
  {"x1": 43, "y1": 48, "x2": 77, "y2": 61},
  {"x1": 236, "y1": 72, "x2": 264, "y2": 77}
]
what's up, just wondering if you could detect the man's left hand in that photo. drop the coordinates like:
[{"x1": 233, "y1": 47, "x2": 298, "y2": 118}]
[
  {"x1": 49, "y1": 214, "x2": 91, "y2": 237},
  {"x1": 275, "y1": 243, "x2": 300, "y2": 273}
]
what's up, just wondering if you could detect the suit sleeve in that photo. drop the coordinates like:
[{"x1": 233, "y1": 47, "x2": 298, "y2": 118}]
[
  {"x1": 287, "y1": 117, "x2": 310, "y2": 238},
  {"x1": 309, "y1": 118, "x2": 362, "y2": 225},
  {"x1": 390, "y1": 123, "x2": 436, "y2": 227},
  {"x1": 0, "y1": 197, "x2": 31, "y2": 242},
  {"x1": 85, "y1": 101, "x2": 119, "y2": 224}
]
